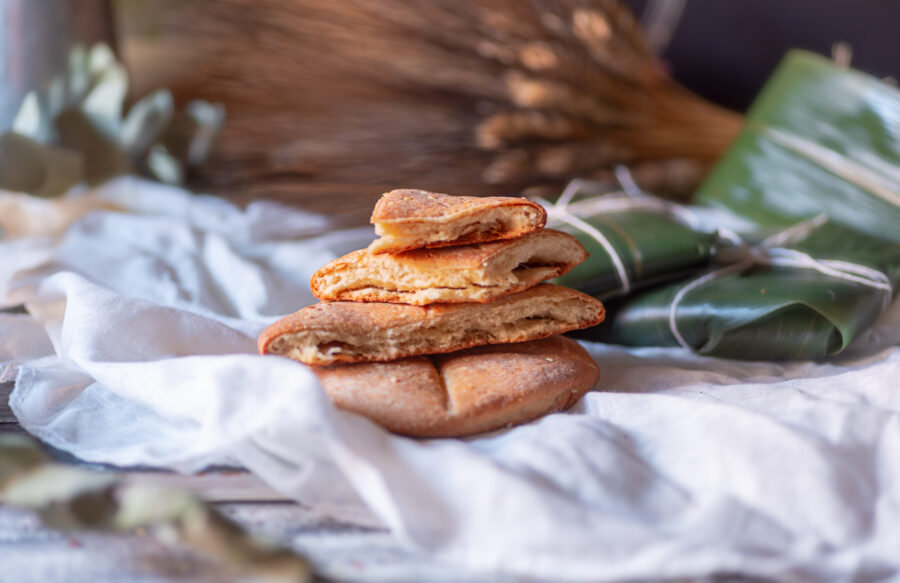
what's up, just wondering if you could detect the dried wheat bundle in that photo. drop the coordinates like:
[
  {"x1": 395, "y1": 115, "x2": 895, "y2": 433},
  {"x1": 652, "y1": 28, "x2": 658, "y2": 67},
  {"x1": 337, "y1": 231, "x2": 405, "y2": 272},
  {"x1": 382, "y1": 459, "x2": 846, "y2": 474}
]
[{"x1": 163, "y1": 0, "x2": 742, "y2": 225}]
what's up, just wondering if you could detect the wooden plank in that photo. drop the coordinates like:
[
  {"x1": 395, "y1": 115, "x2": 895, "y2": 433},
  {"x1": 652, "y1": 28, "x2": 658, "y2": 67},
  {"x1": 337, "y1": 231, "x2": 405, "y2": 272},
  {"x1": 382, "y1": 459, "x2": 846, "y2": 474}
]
[
  {"x1": 119, "y1": 470, "x2": 291, "y2": 503},
  {"x1": 1, "y1": 380, "x2": 15, "y2": 424},
  {"x1": 1, "y1": 307, "x2": 28, "y2": 425}
]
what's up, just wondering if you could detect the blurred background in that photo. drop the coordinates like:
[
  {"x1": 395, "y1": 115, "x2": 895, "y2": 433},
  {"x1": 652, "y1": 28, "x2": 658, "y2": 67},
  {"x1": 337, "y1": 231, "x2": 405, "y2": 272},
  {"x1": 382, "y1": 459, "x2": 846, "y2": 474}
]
[{"x1": 3, "y1": 0, "x2": 899, "y2": 225}]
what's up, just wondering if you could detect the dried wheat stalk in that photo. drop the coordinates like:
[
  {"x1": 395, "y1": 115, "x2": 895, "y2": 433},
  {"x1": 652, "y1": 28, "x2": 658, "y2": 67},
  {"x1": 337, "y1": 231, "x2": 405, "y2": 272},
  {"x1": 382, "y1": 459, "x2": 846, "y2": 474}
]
[{"x1": 158, "y1": 0, "x2": 742, "y2": 225}]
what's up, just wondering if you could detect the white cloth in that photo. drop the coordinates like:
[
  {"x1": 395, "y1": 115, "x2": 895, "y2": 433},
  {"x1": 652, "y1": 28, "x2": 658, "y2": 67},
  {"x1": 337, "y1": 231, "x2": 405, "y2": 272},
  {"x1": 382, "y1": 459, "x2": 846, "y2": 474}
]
[{"x1": 3, "y1": 178, "x2": 900, "y2": 581}]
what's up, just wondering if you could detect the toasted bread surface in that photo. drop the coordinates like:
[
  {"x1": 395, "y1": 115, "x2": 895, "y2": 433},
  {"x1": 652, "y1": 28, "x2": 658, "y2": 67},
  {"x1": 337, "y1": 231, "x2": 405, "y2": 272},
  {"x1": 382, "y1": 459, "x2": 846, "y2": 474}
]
[
  {"x1": 259, "y1": 284, "x2": 605, "y2": 365},
  {"x1": 314, "y1": 335, "x2": 599, "y2": 437},
  {"x1": 313, "y1": 229, "x2": 587, "y2": 304},
  {"x1": 368, "y1": 189, "x2": 546, "y2": 253}
]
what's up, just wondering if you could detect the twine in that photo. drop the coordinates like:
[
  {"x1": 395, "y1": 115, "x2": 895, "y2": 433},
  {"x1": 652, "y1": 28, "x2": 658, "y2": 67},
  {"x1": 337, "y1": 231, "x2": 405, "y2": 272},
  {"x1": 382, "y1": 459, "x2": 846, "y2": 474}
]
[
  {"x1": 535, "y1": 168, "x2": 894, "y2": 353},
  {"x1": 534, "y1": 167, "x2": 701, "y2": 295},
  {"x1": 668, "y1": 214, "x2": 894, "y2": 350}
]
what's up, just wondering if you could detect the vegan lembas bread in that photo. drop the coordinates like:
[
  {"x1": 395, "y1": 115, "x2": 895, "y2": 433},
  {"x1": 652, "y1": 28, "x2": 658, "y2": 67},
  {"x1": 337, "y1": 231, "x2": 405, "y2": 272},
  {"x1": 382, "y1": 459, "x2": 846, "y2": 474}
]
[
  {"x1": 313, "y1": 335, "x2": 599, "y2": 437},
  {"x1": 367, "y1": 189, "x2": 546, "y2": 253},
  {"x1": 259, "y1": 284, "x2": 604, "y2": 365},
  {"x1": 312, "y1": 229, "x2": 587, "y2": 305}
]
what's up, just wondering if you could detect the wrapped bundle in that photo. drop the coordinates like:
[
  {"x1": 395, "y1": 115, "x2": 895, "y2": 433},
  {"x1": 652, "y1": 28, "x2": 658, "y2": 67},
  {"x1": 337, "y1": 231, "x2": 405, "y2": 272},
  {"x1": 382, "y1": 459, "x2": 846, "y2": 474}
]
[
  {"x1": 539, "y1": 176, "x2": 716, "y2": 298},
  {"x1": 581, "y1": 51, "x2": 900, "y2": 360},
  {"x1": 599, "y1": 220, "x2": 899, "y2": 359}
]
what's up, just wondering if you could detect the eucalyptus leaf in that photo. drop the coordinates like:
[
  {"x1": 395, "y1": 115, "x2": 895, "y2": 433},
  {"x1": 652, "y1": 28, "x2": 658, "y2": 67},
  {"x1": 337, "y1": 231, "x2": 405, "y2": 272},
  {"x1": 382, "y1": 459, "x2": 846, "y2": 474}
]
[
  {"x1": 164, "y1": 100, "x2": 225, "y2": 166},
  {"x1": 114, "y1": 484, "x2": 197, "y2": 530},
  {"x1": 67, "y1": 45, "x2": 90, "y2": 101},
  {"x1": 0, "y1": 434, "x2": 314, "y2": 581},
  {"x1": 46, "y1": 77, "x2": 67, "y2": 121},
  {"x1": 0, "y1": 132, "x2": 83, "y2": 196},
  {"x1": 2, "y1": 465, "x2": 116, "y2": 507},
  {"x1": 35, "y1": 147, "x2": 85, "y2": 196},
  {"x1": 0, "y1": 434, "x2": 49, "y2": 484},
  {"x1": 56, "y1": 108, "x2": 131, "y2": 184},
  {"x1": 6, "y1": 43, "x2": 223, "y2": 194},
  {"x1": 12, "y1": 92, "x2": 46, "y2": 141},
  {"x1": 122, "y1": 89, "x2": 174, "y2": 157},
  {"x1": 2, "y1": 465, "x2": 119, "y2": 530},
  {"x1": 81, "y1": 63, "x2": 128, "y2": 135},
  {"x1": 0, "y1": 132, "x2": 51, "y2": 193},
  {"x1": 87, "y1": 43, "x2": 117, "y2": 77},
  {"x1": 118, "y1": 486, "x2": 313, "y2": 582},
  {"x1": 146, "y1": 143, "x2": 184, "y2": 184}
]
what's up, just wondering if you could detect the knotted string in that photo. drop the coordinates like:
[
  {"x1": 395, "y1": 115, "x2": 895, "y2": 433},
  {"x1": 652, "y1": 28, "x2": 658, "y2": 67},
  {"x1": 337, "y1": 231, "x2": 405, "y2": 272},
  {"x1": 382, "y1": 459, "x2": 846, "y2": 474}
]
[
  {"x1": 534, "y1": 169, "x2": 894, "y2": 352},
  {"x1": 533, "y1": 167, "x2": 700, "y2": 295},
  {"x1": 668, "y1": 214, "x2": 895, "y2": 351}
]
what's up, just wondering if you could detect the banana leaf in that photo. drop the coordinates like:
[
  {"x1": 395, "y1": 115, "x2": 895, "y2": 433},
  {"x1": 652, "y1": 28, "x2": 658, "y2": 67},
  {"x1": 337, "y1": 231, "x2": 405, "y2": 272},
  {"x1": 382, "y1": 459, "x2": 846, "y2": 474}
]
[
  {"x1": 586, "y1": 51, "x2": 900, "y2": 360},
  {"x1": 696, "y1": 51, "x2": 900, "y2": 242},
  {"x1": 542, "y1": 189, "x2": 716, "y2": 299},
  {"x1": 586, "y1": 221, "x2": 900, "y2": 359}
]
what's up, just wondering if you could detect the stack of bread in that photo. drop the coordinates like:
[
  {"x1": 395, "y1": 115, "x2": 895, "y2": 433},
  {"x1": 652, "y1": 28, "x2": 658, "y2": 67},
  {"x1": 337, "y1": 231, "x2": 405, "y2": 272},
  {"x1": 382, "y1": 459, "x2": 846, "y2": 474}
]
[{"x1": 258, "y1": 189, "x2": 606, "y2": 437}]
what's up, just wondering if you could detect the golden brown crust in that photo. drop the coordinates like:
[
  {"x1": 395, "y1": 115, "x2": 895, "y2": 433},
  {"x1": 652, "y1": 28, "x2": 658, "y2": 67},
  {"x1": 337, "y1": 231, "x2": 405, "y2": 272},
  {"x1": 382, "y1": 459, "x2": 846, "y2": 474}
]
[
  {"x1": 370, "y1": 188, "x2": 545, "y2": 222},
  {"x1": 313, "y1": 335, "x2": 599, "y2": 437},
  {"x1": 258, "y1": 284, "x2": 605, "y2": 365},
  {"x1": 311, "y1": 229, "x2": 588, "y2": 305},
  {"x1": 368, "y1": 189, "x2": 546, "y2": 253}
]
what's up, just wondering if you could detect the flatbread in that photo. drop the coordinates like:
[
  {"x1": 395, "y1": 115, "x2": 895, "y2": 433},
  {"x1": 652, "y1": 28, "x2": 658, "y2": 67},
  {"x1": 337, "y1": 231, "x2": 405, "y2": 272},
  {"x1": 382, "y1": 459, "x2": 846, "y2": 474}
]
[
  {"x1": 259, "y1": 283, "x2": 605, "y2": 365},
  {"x1": 313, "y1": 335, "x2": 599, "y2": 437},
  {"x1": 368, "y1": 189, "x2": 546, "y2": 254},
  {"x1": 312, "y1": 229, "x2": 587, "y2": 305}
]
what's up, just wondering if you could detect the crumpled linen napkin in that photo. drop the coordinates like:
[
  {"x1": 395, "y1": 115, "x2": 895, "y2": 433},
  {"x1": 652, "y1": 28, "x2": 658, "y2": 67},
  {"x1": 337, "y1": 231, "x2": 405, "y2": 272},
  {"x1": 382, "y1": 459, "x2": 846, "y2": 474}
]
[{"x1": 3, "y1": 178, "x2": 900, "y2": 582}]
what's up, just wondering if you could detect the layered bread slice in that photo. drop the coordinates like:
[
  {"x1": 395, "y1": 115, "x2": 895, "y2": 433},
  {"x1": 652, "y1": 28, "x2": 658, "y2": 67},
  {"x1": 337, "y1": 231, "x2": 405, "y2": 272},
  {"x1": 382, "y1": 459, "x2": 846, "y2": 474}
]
[
  {"x1": 259, "y1": 284, "x2": 605, "y2": 365},
  {"x1": 368, "y1": 189, "x2": 546, "y2": 253},
  {"x1": 314, "y1": 335, "x2": 599, "y2": 437},
  {"x1": 312, "y1": 229, "x2": 587, "y2": 305}
]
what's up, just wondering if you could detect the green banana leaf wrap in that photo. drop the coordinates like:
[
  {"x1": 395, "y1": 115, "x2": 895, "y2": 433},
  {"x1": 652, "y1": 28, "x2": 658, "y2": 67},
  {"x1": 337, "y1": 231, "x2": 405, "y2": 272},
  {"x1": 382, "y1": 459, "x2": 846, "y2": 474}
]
[
  {"x1": 584, "y1": 51, "x2": 900, "y2": 360},
  {"x1": 540, "y1": 187, "x2": 717, "y2": 299}
]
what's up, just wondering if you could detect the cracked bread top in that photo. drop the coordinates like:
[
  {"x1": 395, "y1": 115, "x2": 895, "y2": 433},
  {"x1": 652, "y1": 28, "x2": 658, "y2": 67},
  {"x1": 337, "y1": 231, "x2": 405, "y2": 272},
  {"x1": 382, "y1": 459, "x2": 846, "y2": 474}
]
[{"x1": 313, "y1": 335, "x2": 599, "y2": 437}]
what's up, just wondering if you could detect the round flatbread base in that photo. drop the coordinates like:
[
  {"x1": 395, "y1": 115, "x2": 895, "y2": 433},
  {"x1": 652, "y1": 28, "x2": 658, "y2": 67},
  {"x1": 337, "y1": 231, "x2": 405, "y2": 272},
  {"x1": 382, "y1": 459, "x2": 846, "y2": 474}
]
[{"x1": 312, "y1": 335, "x2": 599, "y2": 437}]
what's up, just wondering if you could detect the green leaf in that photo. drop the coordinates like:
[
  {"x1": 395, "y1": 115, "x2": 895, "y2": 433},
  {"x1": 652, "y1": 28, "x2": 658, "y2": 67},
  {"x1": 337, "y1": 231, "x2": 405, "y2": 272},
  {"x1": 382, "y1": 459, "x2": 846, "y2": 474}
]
[
  {"x1": 146, "y1": 143, "x2": 184, "y2": 184},
  {"x1": 81, "y1": 63, "x2": 128, "y2": 135},
  {"x1": 5, "y1": 43, "x2": 224, "y2": 195},
  {"x1": 12, "y1": 93, "x2": 47, "y2": 141},
  {"x1": 0, "y1": 131, "x2": 84, "y2": 196},
  {"x1": 2, "y1": 465, "x2": 119, "y2": 530},
  {"x1": 67, "y1": 45, "x2": 91, "y2": 102},
  {"x1": 0, "y1": 434, "x2": 314, "y2": 582},
  {"x1": 117, "y1": 485, "x2": 312, "y2": 582},
  {"x1": 87, "y1": 44, "x2": 117, "y2": 77},
  {"x1": 0, "y1": 434, "x2": 49, "y2": 485},
  {"x1": 163, "y1": 100, "x2": 225, "y2": 166},
  {"x1": 122, "y1": 89, "x2": 174, "y2": 157},
  {"x1": 553, "y1": 205, "x2": 714, "y2": 298},
  {"x1": 55, "y1": 108, "x2": 131, "y2": 185},
  {"x1": 695, "y1": 51, "x2": 900, "y2": 242},
  {"x1": 592, "y1": 52, "x2": 900, "y2": 360},
  {"x1": 46, "y1": 77, "x2": 67, "y2": 121}
]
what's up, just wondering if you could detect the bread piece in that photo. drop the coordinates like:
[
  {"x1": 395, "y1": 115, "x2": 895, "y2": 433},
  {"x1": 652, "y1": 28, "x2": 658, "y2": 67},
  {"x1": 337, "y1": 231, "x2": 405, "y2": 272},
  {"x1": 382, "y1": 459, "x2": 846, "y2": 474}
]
[
  {"x1": 314, "y1": 335, "x2": 599, "y2": 437},
  {"x1": 368, "y1": 189, "x2": 546, "y2": 253},
  {"x1": 258, "y1": 284, "x2": 605, "y2": 365},
  {"x1": 312, "y1": 229, "x2": 587, "y2": 305}
]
